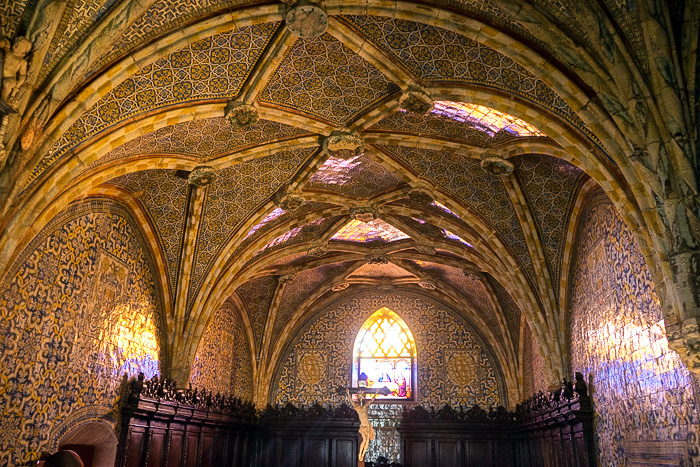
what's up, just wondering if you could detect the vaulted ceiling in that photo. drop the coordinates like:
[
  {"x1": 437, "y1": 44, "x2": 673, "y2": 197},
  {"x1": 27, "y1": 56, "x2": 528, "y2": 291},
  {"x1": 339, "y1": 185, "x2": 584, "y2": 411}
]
[{"x1": 3, "y1": 0, "x2": 695, "y2": 403}]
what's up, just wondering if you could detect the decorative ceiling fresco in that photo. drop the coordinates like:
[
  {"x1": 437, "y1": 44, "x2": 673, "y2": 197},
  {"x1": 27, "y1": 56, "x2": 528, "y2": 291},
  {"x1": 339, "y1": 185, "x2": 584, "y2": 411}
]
[
  {"x1": 8, "y1": 0, "x2": 688, "y2": 417},
  {"x1": 2, "y1": 1, "x2": 697, "y2": 464}
]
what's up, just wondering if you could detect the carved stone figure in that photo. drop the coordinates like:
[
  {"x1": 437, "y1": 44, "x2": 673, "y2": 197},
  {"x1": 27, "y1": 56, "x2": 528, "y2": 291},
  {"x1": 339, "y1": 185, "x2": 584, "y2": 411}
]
[
  {"x1": 1, "y1": 36, "x2": 32, "y2": 107},
  {"x1": 574, "y1": 372, "x2": 588, "y2": 397},
  {"x1": 274, "y1": 186, "x2": 305, "y2": 210},
  {"x1": 346, "y1": 388, "x2": 379, "y2": 463},
  {"x1": 323, "y1": 129, "x2": 364, "y2": 158},
  {"x1": 350, "y1": 206, "x2": 377, "y2": 223}
]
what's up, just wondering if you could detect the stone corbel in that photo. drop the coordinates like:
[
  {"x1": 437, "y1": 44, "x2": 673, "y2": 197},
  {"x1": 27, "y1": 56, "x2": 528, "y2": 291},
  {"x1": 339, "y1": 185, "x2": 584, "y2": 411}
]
[
  {"x1": 224, "y1": 99, "x2": 259, "y2": 129},
  {"x1": 307, "y1": 242, "x2": 328, "y2": 257},
  {"x1": 323, "y1": 128, "x2": 364, "y2": 159},
  {"x1": 480, "y1": 151, "x2": 514, "y2": 176},
  {"x1": 274, "y1": 184, "x2": 305, "y2": 210},
  {"x1": 350, "y1": 206, "x2": 378, "y2": 223},
  {"x1": 188, "y1": 166, "x2": 217, "y2": 187},
  {"x1": 399, "y1": 85, "x2": 434, "y2": 115}
]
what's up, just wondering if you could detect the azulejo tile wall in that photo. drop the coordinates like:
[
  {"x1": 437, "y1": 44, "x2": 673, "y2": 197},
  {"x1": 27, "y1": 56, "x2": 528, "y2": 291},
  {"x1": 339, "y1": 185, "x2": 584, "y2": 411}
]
[
  {"x1": 271, "y1": 290, "x2": 504, "y2": 462},
  {"x1": 0, "y1": 199, "x2": 164, "y2": 466},
  {"x1": 569, "y1": 198, "x2": 700, "y2": 465},
  {"x1": 190, "y1": 300, "x2": 253, "y2": 400}
]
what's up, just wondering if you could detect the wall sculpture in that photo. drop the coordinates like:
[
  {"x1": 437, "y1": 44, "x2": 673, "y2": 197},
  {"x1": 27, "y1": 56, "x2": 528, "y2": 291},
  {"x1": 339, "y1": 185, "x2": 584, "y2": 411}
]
[
  {"x1": 0, "y1": 199, "x2": 164, "y2": 465},
  {"x1": 190, "y1": 299, "x2": 254, "y2": 401},
  {"x1": 569, "y1": 196, "x2": 700, "y2": 466},
  {"x1": 271, "y1": 290, "x2": 505, "y2": 463}
]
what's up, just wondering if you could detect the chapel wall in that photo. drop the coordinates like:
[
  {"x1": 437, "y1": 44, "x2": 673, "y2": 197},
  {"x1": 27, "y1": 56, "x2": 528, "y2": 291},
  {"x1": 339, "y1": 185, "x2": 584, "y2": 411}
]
[
  {"x1": 189, "y1": 298, "x2": 254, "y2": 400},
  {"x1": 568, "y1": 193, "x2": 700, "y2": 465},
  {"x1": 0, "y1": 199, "x2": 164, "y2": 466},
  {"x1": 271, "y1": 289, "x2": 506, "y2": 462}
]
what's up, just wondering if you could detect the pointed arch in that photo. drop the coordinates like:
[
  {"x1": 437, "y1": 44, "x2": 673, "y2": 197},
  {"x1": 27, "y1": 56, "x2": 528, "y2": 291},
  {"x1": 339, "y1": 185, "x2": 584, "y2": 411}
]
[{"x1": 352, "y1": 307, "x2": 416, "y2": 400}]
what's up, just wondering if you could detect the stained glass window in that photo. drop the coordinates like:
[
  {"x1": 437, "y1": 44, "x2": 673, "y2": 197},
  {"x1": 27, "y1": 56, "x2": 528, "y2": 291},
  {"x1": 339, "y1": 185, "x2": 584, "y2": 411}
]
[{"x1": 352, "y1": 308, "x2": 416, "y2": 400}]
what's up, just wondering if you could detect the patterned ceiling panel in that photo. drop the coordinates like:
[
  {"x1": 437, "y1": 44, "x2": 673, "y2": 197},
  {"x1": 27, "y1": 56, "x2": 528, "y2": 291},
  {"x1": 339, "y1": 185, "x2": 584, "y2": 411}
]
[
  {"x1": 368, "y1": 111, "x2": 515, "y2": 147},
  {"x1": 107, "y1": 169, "x2": 188, "y2": 292},
  {"x1": 91, "y1": 118, "x2": 309, "y2": 168},
  {"x1": 331, "y1": 219, "x2": 411, "y2": 244},
  {"x1": 231, "y1": 202, "x2": 336, "y2": 260},
  {"x1": 305, "y1": 153, "x2": 404, "y2": 199},
  {"x1": 396, "y1": 215, "x2": 474, "y2": 249},
  {"x1": 485, "y1": 274, "x2": 521, "y2": 350},
  {"x1": 381, "y1": 145, "x2": 536, "y2": 286},
  {"x1": 88, "y1": 0, "x2": 260, "y2": 75},
  {"x1": 349, "y1": 262, "x2": 416, "y2": 279},
  {"x1": 250, "y1": 216, "x2": 342, "y2": 261},
  {"x1": 343, "y1": 15, "x2": 588, "y2": 135},
  {"x1": 410, "y1": 260, "x2": 504, "y2": 344},
  {"x1": 389, "y1": 199, "x2": 482, "y2": 241},
  {"x1": 37, "y1": 0, "x2": 120, "y2": 84},
  {"x1": 259, "y1": 33, "x2": 400, "y2": 124},
  {"x1": 512, "y1": 154, "x2": 583, "y2": 288},
  {"x1": 235, "y1": 275, "x2": 277, "y2": 353},
  {"x1": 271, "y1": 261, "x2": 356, "y2": 344},
  {"x1": 188, "y1": 148, "x2": 316, "y2": 309},
  {"x1": 30, "y1": 22, "x2": 279, "y2": 186}
]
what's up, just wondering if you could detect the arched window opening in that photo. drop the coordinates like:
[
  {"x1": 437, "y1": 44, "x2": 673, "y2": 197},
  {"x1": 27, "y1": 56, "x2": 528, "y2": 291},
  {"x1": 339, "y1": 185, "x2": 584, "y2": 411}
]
[{"x1": 352, "y1": 308, "x2": 416, "y2": 400}]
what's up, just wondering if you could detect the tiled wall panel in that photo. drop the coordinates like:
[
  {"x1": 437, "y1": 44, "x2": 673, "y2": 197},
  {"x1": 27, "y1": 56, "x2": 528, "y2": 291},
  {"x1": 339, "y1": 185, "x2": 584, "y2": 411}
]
[
  {"x1": 0, "y1": 200, "x2": 163, "y2": 465},
  {"x1": 569, "y1": 199, "x2": 700, "y2": 465},
  {"x1": 190, "y1": 300, "x2": 253, "y2": 400}
]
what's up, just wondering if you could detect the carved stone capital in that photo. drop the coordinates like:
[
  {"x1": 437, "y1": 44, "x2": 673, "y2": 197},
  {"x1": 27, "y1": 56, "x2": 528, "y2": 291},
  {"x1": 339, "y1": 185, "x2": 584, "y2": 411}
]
[
  {"x1": 188, "y1": 166, "x2": 217, "y2": 187},
  {"x1": 332, "y1": 282, "x2": 349, "y2": 292},
  {"x1": 366, "y1": 254, "x2": 389, "y2": 264},
  {"x1": 480, "y1": 152, "x2": 514, "y2": 176},
  {"x1": 323, "y1": 129, "x2": 364, "y2": 158},
  {"x1": 668, "y1": 316, "x2": 700, "y2": 374},
  {"x1": 350, "y1": 206, "x2": 377, "y2": 223},
  {"x1": 224, "y1": 99, "x2": 259, "y2": 129},
  {"x1": 399, "y1": 85, "x2": 434, "y2": 115},
  {"x1": 285, "y1": 1, "x2": 328, "y2": 38}
]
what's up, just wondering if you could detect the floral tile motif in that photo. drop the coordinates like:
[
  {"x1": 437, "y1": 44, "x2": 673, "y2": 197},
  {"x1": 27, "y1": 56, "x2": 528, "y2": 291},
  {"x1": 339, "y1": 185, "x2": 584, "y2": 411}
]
[
  {"x1": 0, "y1": 200, "x2": 163, "y2": 465},
  {"x1": 90, "y1": 118, "x2": 309, "y2": 168},
  {"x1": 512, "y1": 154, "x2": 583, "y2": 288},
  {"x1": 306, "y1": 153, "x2": 404, "y2": 199},
  {"x1": 343, "y1": 15, "x2": 589, "y2": 135},
  {"x1": 187, "y1": 148, "x2": 316, "y2": 310},
  {"x1": 380, "y1": 144, "x2": 537, "y2": 289}
]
